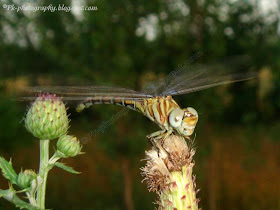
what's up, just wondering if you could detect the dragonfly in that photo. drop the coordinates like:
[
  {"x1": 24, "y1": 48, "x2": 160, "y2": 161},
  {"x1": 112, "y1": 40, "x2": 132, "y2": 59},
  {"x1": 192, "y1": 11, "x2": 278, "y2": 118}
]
[{"x1": 22, "y1": 65, "x2": 256, "y2": 149}]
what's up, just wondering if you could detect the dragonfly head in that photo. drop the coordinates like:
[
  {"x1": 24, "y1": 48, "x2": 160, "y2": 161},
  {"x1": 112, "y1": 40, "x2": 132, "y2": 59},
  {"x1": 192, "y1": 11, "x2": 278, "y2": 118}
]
[{"x1": 169, "y1": 107, "x2": 198, "y2": 137}]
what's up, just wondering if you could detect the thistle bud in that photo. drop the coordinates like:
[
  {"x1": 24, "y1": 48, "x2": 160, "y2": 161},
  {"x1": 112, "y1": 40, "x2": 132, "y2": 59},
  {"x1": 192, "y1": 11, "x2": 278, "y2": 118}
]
[
  {"x1": 56, "y1": 135, "x2": 82, "y2": 158},
  {"x1": 17, "y1": 170, "x2": 37, "y2": 189},
  {"x1": 25, "y1": 93, "x2": 69, "y2": 140}
]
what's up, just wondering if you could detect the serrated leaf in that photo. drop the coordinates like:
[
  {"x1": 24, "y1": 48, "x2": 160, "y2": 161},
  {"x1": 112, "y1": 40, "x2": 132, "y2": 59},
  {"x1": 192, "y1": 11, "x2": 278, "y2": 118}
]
[
  {"x1": 54, "y1": 162, "x2": 80, "y2": 174},
  {"x1": 0, "y1": 157, "x2": 18, "y2": 185},
  {"x1": 0, "y1": 189, "x2": 11, "y2": 198},
  {"x1": 1, "y1": 187, "x2": 40, "y2": 210},
  {"x1": 12, "y1": 194, "x2": 41, "y2": 210}
]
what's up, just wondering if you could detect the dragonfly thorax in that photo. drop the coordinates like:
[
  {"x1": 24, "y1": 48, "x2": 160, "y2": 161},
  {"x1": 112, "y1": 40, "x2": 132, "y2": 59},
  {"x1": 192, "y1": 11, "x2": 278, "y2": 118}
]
[{"x1": 169, "y1": 107, "x2": 198, "y2": 137}]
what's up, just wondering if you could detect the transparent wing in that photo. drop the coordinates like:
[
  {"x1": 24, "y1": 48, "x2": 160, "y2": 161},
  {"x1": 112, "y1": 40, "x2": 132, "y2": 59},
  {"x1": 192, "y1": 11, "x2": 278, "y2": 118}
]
[
  {"x1": 21, "y1": 56, "x2": 256, "y2": 101},
  {"x1": 142, "y1": 64, "x2": 206, "y2": 95},
  {"x1": 21, "y1": 86, "x2": 153, "y2": 102},
  {"x1": 142, "y1": 56, "x2": 256, "y2": 96},
  {"x1": 161, "y1": 72, "x2": 256, "y2": 96}
]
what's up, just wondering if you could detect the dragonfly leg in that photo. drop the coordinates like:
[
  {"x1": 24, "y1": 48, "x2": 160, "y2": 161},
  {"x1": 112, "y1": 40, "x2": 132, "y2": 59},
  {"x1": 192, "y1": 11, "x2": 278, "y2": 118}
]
[
  {"x1": 147, "y1": 129, "x2": 173, "y2": 143},
  {"x1": 146, "y1": 130, "x2": 166, "y2": 141},
  {"x1": 159, "y1": 129, "x2": 173, "y2": 145},
  {"x1": 146, "y1": 130, "x2": 170, "y2": 157}
]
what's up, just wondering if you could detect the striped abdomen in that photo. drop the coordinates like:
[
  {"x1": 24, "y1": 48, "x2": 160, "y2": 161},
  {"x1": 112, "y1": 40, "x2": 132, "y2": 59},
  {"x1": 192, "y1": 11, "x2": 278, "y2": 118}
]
[
  {"x1": 77, "y1": 95, "x2": 180, "y2": 129},
  {"x1": 77, "y1": 96, "x2": 145, "y2": 112}
]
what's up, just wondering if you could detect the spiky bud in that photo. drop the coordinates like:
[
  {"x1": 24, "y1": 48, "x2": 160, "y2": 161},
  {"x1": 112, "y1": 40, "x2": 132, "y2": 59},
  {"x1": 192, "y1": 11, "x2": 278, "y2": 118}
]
[
  {"x1": 25, "y1": 93, "x2": 69, "y2": 140},
  {"x1": 17, "y1": 170, "x2": 37, "y2": 189},
  {"x1": 141, "y1": 135, "x2": 200, "y2": 210},
  {"x1": 56, "y1": 135, "x2": 82, "y2": 158}
]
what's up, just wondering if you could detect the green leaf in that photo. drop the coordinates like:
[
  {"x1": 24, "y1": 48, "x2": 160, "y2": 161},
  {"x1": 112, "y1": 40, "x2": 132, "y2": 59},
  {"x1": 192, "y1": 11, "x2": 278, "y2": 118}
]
[
  {"x1": 0, "y1": 157, "x2": 18, "y2": 185},
  {"x1": 54, "y1": 162, "x2": 80, "y2": 174},
  {"x1": 0, "y1": 187, "x2": 40, "y2": 210},
  {"x1": 13, "y1": 193, "x2": 41, "y2": 210},
  {"x1": 0, "y1": 189, "x2": 11, "y2": 198}
]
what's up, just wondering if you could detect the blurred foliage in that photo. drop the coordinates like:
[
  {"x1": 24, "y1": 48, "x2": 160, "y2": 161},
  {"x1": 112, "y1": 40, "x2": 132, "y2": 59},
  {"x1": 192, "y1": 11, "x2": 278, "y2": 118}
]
[{"x1": 0, "y1": 0, "x2": 280, "y2": 209}]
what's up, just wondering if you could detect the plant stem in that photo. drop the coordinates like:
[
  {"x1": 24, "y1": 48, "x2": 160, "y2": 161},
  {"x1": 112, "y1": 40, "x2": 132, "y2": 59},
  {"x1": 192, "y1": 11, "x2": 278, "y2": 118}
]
[
  {"x1": 26, "y1": 192, "x2": 37, "y2": 207},
  {"x1": 37, "y1": 140, "x2": 50, "y2": 209}
]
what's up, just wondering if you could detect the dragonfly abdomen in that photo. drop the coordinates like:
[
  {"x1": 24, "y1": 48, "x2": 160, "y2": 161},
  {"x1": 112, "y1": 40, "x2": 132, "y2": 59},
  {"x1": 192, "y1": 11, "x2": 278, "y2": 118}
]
[
  {"x1": 77, "y1": 95, "x2": 180, "y2": 129},
  {"x1": 76, "y1": 96, "x2": 144, "y2": 112}
]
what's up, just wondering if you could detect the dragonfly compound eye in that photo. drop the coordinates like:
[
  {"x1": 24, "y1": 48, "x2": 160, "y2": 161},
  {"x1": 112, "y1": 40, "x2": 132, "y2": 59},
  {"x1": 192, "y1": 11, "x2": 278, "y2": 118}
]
[
  {"x1": 181, "y1": 107, "x2": 198, "y2": 130},
  {"x1": 169, "y1": 108, "x2": 184, "y2": 128},
  {"x1": 186, "y1": 107, "x2": 198, "y2": 117}
]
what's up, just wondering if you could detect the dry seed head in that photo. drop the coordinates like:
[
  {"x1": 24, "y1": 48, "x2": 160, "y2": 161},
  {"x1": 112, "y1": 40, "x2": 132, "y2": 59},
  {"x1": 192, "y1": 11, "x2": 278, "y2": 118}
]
[{"x1": 141, "y1": 135, "x2": 199, "y2": 209}]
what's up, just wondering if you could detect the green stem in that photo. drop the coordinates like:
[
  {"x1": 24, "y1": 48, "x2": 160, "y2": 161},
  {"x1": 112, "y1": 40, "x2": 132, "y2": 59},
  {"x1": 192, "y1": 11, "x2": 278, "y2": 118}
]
[
  {"x1": 48, "y1": 152, "x2": 61, "y2": 165},
  {"x1": 26, "y1": 192, "x2": 37, "y2": 206},
  {"x1": 36, "y1": 140, "x2": 50, "y2": 209}
]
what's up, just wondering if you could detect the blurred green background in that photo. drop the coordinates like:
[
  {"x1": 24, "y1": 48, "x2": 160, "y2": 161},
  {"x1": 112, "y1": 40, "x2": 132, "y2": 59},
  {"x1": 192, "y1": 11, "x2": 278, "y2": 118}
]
[{"x1": 0, "y1": 0, "x2": 280, "y2": 209}]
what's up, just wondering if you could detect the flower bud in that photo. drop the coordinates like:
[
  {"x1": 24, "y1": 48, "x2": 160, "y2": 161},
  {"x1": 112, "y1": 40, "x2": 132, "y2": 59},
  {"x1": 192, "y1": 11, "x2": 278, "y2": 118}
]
[
  {"x1": 25, "y1": 93, "x2": 69, "y2": 140},
  {"x1": 57, "y1": 135, "x2": 82, "y2": 158},
  {"x1": 17, "y1": 170, "x2": 37, "y2": 189}
]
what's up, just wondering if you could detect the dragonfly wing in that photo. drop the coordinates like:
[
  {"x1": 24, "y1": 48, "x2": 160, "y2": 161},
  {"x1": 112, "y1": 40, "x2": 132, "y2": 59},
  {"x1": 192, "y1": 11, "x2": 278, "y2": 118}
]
[
  {"x1": 142, "y1": 55, "x2": 255, "y2": 96},
  {"x1": 142, "y1": 64, "x2": 206, "y2": 95},
  {"x1": 160, "y1": 72, "x2": 256, "y2": 96},
  {"x1": 21, "y1": 86, "x2": 153, "y2": 101}
]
